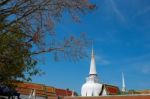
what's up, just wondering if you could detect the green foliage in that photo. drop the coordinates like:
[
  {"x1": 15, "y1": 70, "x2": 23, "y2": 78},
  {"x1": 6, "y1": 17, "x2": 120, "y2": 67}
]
[{"x1": 0, "y1": 21, "x2": 41, "y2": 86}]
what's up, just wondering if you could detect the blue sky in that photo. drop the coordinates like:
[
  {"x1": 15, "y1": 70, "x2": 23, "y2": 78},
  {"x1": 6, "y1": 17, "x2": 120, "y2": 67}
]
[{"x1": 32, "y1": 0, "x2": 150, "y2": 94}]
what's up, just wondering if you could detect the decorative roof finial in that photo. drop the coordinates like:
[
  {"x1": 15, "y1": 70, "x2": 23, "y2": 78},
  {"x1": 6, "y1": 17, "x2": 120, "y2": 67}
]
[
  {"x1": 122, "y1": 72, "x2": 126, "y2": 92},
  {"x1": 72, "y1": 90, "x2": 74, "y2": 97}
]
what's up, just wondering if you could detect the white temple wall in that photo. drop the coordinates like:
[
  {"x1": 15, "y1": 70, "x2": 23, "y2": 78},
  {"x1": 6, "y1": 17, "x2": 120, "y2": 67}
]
[{"x1": 20, "y1": 95, "x2": 46, "y2": 99}]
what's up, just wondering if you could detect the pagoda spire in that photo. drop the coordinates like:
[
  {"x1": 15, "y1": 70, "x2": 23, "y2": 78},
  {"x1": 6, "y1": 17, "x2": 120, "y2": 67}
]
[
  {"x1": 122, "y1": 72, "x2": 126, "y2": 92},
  {"x1": 89, "y1": 47, "x2": 97, "y2": 75}
]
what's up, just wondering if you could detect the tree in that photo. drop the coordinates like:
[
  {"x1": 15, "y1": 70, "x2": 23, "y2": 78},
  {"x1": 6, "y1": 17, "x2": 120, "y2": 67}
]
[
  {"x1": 0, "y1": 0, "x2": 96, "y2": 60},
  {"x1": 0, "y1": 20, "x2": 41, "y2": 87},
  {"x1": 0, "y1": 0, "x2": 95, "y2": 86}
]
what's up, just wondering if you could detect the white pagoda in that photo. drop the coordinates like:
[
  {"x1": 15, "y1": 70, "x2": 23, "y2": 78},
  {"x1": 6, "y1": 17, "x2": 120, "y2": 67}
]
[{"x1": 81, "y1": 48, "x2": 103, "y2": 96}]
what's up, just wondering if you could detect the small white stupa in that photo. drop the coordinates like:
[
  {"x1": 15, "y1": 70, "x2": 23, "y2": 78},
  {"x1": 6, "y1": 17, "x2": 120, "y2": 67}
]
[{"x1": 81, "y1": 48, "x2": 103, "y2": 96}]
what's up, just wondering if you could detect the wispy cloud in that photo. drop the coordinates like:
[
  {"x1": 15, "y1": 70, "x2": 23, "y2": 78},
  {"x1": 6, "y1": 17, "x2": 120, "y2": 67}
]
[
  {"x1": 116, "y1": 54, "x2": 150, "y2": 74},
  {"x1": 95, "y1": 31, "x2": 120, "y2": 44},
  {"x1": 95, "y1": 55, "x2": 110, "y2": 65},
  {"x1": 141, "y1": 65, "x2": 150, "y2": 74},
  {"x1": 133, "y1": 6, "x2": 150, "y2": 18},
  {"x1": 109, "y1": 0, "x2": 126, "y2": 22},
  {"x1": 128, "y1": 60, "x2": 150, "y2": 74}
]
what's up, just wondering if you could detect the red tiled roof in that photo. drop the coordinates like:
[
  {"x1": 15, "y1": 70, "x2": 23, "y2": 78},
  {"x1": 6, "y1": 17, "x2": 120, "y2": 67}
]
[
  {"x1": 13, "y1": 82, "x2": 73, "y2": 97},
  {"x1": 15, "y1": 82, "x2": 56, "y2": 97},
  {"x1": 55, "y1": 88, "x2": 72, "y2": 96},
  {"x1": 103, "y1": 84, "x2": 120, "y2": 95}
]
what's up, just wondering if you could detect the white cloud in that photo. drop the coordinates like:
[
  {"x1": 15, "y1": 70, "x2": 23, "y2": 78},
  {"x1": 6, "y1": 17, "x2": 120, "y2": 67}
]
[
  {"x1": 95, "y1": 55, "x2": 110, "y2": 65},
  {"x1": 133, "y1": 6, "x2": 150, "y2": 18},
  {"x1": 95, "y1": 31, "x2": 121, "y2": 45},
  {"x1": 142, "y1": 66, "x2": 150, "y2": 74},
  {"x1": 117, "y1": 54, "x2": 150, "y2": 74},
  {"x1": 110, "y1": 0, "x2": 126, "y2": 22},
  {"x1": 135, "y1": 63, "x2": 150, "y2": 74}
]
